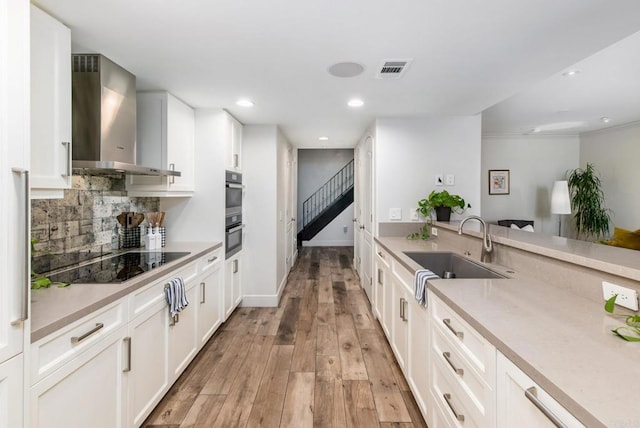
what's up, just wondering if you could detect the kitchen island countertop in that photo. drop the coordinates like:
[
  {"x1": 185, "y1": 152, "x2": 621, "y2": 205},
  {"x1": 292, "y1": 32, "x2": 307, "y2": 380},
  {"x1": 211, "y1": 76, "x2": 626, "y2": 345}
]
[{"x1": 376, "y1": 236, "x2": 640, "y2": 428}]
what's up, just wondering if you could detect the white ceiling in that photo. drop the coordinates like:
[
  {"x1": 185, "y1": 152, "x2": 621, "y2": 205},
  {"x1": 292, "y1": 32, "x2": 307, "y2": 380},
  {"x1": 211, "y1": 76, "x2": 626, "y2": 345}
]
[{"x1": 34, "y1": 0, "x2": 640, "y2": 147}]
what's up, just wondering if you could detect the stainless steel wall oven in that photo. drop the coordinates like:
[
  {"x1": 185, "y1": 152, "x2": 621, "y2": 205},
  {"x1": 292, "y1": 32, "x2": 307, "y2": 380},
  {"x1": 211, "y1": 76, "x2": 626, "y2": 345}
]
[{"x1": 225, "y1": 171, "x2": 243, "y2": 258}]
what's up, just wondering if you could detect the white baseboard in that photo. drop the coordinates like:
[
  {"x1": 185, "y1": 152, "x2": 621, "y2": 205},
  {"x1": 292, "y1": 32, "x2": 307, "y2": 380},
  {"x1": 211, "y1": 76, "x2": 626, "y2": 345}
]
[
  {"x1": 240, "y1": 294, "x2": 279, "y2": 307},
  {"x1": 303, "y1": 240, "x2": 354, "y2": 247}
]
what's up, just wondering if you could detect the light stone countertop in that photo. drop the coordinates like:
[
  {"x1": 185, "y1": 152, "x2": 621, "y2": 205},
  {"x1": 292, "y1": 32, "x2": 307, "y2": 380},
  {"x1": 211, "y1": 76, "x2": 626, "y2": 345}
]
[
  {"x1": 376, "y1": 236, "x2": 640, "y2": 428},
  {"x1": 31, "y1": 241, "x2": 222, "y2": 342},
  {"x1": 436, "y1": 220, "x2": 640, "y2": 281}
]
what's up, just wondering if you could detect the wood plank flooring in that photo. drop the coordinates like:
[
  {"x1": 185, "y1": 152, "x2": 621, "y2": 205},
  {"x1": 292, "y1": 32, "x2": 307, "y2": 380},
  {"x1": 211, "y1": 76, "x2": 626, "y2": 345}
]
[{"x1": 143, "y1": 246, "x2": 427, "y2": 428}]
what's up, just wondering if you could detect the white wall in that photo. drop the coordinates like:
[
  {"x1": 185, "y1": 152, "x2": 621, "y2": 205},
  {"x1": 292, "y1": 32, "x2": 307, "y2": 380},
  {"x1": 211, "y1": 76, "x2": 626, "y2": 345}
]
[
  {"x1": 481, "y1": 135, "x2": 579, "y2": 235},
  {"x1": 243, "y1": 125, "x2": 293, "y2": 306},
  {"x1": 580, "y1": 122, "x2": 640, "y2": 231},
  {"x1": 297, "y1": 148, "x2": 354, "y2": 232},
  {"x1": 160, "y1": 109, "x2": 226, "y2": 242},
  {"x1": 305, "y1": 204, "x2": 354, "y2": 246},
  {"x1": 375, "y1": 116, "x2": 482, "y2": 225}
]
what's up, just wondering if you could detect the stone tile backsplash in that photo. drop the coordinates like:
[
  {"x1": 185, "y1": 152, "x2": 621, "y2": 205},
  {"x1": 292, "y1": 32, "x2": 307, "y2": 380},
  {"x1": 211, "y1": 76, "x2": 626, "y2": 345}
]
[{"x1": 31, "y1": 175, "x2": 159, "y2": 254}]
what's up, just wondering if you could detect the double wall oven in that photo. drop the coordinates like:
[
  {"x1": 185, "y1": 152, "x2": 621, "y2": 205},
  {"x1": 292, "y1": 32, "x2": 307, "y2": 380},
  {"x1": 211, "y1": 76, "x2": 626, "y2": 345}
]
[{"x1": 225, "y1": 170, "x2": 244, "y2": 258}]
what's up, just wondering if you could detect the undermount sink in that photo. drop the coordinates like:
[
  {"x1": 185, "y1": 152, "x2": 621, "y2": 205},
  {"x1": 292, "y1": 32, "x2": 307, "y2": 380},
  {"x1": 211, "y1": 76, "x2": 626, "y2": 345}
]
[{"x1": 403, "y1": 251, "x2": 506, "y2": 279}]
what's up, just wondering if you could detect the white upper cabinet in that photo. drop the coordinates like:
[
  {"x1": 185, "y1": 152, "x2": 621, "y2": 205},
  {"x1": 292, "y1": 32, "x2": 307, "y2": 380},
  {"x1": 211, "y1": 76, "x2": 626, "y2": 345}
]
[
  {"x1": 126, "y1": 91, "x2": 195, "y2": 197},
  {"x1": 30, "y1": 5, "x2": 72, "y2": 199},
  {"x1": 225, "y1": 111, "x2": 242, "y2": 172}
]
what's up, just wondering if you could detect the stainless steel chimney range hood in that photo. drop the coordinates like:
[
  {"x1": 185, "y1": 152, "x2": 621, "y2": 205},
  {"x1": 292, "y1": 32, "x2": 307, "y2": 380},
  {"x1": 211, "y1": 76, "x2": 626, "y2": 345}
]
[{"x1": 71, "y1": 54, "x2": 180, "y2": 177}]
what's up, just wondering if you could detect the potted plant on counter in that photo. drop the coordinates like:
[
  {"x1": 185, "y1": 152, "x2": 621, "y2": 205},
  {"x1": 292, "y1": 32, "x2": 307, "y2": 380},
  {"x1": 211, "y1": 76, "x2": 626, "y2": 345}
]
[{"x1": 417, "y1": 190, "x2": 467, "y2": 222}]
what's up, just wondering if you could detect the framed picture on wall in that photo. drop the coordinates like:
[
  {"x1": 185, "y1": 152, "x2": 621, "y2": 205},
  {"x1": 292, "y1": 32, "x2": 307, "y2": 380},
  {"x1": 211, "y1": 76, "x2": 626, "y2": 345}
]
[{"x1": 489, "y1": 169, "x2": 510, "y2": 195}]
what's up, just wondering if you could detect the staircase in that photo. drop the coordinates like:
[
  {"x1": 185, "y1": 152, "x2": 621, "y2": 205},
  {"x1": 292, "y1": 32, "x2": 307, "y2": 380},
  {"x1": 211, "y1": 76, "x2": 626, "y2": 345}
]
[{"x1": 298, "y1": 159, "x2": 354, "y2": 245}]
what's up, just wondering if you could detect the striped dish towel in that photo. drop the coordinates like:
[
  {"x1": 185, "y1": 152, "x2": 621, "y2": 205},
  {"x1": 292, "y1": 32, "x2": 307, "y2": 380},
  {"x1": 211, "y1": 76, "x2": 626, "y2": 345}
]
[
  {"x1": 164, "y1": 277, "x2": 189, "y2": 318},
  {"x1": 414, "y1": 269, "x2": 439, "y2": 307}
]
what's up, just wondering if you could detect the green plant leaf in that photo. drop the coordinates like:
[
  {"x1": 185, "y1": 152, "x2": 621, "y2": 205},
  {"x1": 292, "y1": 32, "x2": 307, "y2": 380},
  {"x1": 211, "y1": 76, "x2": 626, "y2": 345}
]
[
  {"x1": 611, "y1": 327, "x2": 640, "y2": 342},
  {"x1": 53, "y1": 281, "x2": 70, "y2": 288},
  {"x1": 604, "y1": 294, "x2": 618, "y2": 313},
  {"x1": 31, "y1": 276, "x2": 52, "y2": 289}
]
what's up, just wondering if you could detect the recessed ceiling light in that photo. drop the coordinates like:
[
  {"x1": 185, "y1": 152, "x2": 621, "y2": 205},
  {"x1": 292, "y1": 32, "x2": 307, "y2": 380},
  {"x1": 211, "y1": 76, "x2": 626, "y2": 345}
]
[
  {"x1": 347, "y1": 98, "x2": 364, "y2": 108},
  {"x1": 600, "y1": 117, "x2": 611, "y2": 123},
  {"x1": 319, "y1": 136, "x2": 329, "y2": 141},
  {"x1": 328, "y1": 62, "x2": 364, "y2": 78},
  {"x1": 236, "y1": 99, "x2": 254, "y2": 107},
  {"x1": 562, "y1": 69, "x2": 580, "y2": 77}
]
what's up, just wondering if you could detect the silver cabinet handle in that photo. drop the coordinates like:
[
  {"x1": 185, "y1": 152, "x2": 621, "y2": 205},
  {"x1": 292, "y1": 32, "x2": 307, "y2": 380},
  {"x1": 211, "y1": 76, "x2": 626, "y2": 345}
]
[
  {"x1": 71, "y1": 323, "x2": 104, "y2": 344},
  {"x1": 443, "y1": 318, "x2": 464, "y2": 339},
  {"x1": 62, "y1": 141, "x2": 72, "y2": 177},
  {"x1": 443, "y1": 393, "x2": 465, "y2": 422},
  {"x1": 525, "y1": 387, "x2": 567, "y2": 428},
  {"x1": 200, "y1": 281, "x2": 206, "y2": 304},
  {"x1": 11, "y1": 168, "x2": 29, "y2": 325},
  {"x1": 233, "y1": 258, "x2": 239, "y2": 274},
  {"x1": 233, "y1": 153, "x2": 239, "y2": 168},
  {"x1": 123, "y1": 337, "x2": 131, "y2": 372},
  {"x1": 169, "y1": 163, "x2": 175, "y2": 184},
  {"x1": 403, "y1": 299, "x2": 408, "y2": 322},
  {"x1": 443, "y1": 352, "x2": 464, "y2": 376},
  {"x1": 207, "y1": 256, "x2": 218, "y2": 263},
  {"x1": 169, "y1": 314, "x2": 179, "y2": 326},
  {"x1": 399, "y1": 298, "x2": 404, "y2": 320},
  {"x1": 377, "y1": 268, "x2": 383, "y2": 286}
]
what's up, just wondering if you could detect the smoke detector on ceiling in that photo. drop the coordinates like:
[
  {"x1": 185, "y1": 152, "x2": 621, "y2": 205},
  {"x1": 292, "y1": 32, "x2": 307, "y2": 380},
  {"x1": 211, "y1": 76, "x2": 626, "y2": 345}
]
[{"x1": 375, "y1": 59, "x2": 412, "y2": 79}]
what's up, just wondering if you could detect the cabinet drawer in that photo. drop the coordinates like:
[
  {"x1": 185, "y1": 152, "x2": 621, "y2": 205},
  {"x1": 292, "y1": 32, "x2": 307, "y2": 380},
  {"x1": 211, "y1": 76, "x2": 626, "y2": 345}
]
[
  {"x1": 431, "y1": 294, "x2": 495, "y2": 383},
  {"x1": 31, "y1": 299, "x2": 127, "y2": 385},
  {"x1": 431, "y1": 352, "x2": 482, "y2": 428},
  {"x1": 432, "y1": 324, "x2": 493, "y2": 420},
  {"x1": 200, "y1": 248, "x2": 222, "y2": 274},
  {"x1": 129, "y1": 261, "x2": 198, "y2": 318},
  {"x1": 375, "y1": 244, "x2": 391, "y2": 269}
]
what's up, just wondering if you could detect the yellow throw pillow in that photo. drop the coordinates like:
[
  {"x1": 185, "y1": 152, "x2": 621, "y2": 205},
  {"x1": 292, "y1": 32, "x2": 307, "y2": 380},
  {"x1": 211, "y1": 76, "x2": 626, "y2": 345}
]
[{"x1": 607, "y1": 227, "x2": 640, "y2": 251}]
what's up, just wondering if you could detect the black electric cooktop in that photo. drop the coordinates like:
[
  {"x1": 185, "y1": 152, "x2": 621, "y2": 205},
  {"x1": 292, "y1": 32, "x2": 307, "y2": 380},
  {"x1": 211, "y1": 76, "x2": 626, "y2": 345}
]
[{"x1": 46, "y1": 251, "x2": 191, "y2": 284}]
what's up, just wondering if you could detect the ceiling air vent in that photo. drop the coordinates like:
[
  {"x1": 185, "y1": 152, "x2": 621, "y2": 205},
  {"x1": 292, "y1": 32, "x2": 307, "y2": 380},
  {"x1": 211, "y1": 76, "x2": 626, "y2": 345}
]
[{"x1": 375, "y1": 59, "x2": 412, "y2": 79}]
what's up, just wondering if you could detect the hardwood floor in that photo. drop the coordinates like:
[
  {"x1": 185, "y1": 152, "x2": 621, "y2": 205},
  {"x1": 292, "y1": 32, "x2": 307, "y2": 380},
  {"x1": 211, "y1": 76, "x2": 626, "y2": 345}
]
[{"x1": 143, "y1": 247, "x2": 428, "y2": 428}]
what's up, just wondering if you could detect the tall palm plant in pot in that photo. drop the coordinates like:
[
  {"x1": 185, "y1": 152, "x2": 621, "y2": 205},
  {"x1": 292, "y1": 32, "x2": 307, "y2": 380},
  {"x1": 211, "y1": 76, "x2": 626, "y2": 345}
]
[{"x1": 567, "y1": 163, "x2": 611, "y2": 241}]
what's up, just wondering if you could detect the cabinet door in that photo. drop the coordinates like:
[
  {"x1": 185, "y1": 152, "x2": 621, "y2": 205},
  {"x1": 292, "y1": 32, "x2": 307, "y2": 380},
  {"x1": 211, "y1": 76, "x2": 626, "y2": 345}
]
[
  {"x1": 0, "y1": 354, "x2": 24, "y2": 428},
  {"x1": 391, "y1": 278, "x2": 409, "y2": 371},
  {"x1": 224, "y1": 255, "x2": 241, "y2": 320},
  {"x1": 226, "y1": 113, "x2": 242, "y2": 172},
  {"x1": 497, "y1": 353, "x2": 584, "y2": 428},
  {"x1": 381, "y1": 265, "x2": 393, "y2": 339},
  {"x1": 30, "y1": 5, "x2": 72, "y2": 197},
  {"x1": 408, "y1": 296, "x2": 430, "y2": 421},
  {"x1": 166, "y1": 94, "x2": 195, "y2": 192},
  {"x1": 168, "y1": 282, "x2": 198, "y2": 381},
  {"x1": 30, "y1": 326, "x2": 128, "y2": 428},
  {"x1": 197, "y1": 262, "x2": 223, "y2": 346},
  {"x1": 128, "y1": 300, "x2": 169, "y2": 428},
  {"x1": 373, "y1": 260, "x2": 385, "y2": 321},
  {"x1": 232, "y1": 254, "x2": 242, "y2": 308}
]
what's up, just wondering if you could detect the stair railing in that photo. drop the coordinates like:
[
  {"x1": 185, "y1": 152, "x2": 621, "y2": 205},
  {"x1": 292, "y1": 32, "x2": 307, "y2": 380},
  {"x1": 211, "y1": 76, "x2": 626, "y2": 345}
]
[{"x1": 302, "y1": 159, "x2": 354, "y2": 228}]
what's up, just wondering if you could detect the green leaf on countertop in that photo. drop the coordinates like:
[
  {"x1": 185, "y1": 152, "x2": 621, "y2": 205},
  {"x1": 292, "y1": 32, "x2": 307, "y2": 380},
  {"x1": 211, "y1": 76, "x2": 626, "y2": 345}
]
[
  {"x1": 31, "y1": 276, "x2": 52, "y2": 289},
  {"x1": 604, "y1": 294, "x2": 618, "y2": 313},
  {"x1": 611, "y1": 326, "x2": 640, "y2": 342},
  {"x1": 625, "y1": 314, "x2": 640, "y2": 327},
  {"x1": 53, "y1": 281, "x2": 70, "y2": 288}
]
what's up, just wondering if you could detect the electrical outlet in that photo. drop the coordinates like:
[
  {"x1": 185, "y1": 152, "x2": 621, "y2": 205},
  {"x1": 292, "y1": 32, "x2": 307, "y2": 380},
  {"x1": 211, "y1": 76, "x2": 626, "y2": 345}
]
[
  {"x1": 445, "y1": 174, "x2": 455, "y2": 185},
  {"x1": 389, "y1": 207, "x2": 402, "y2": 221},
  {"x1": 602, "y1": 281, "x2": 639, "y2": 311},
  {"x1": 410, "y1": 210, "x2": 419, "y2": 221},
  {"x1": 435, "y1": 174, "x2": 444, "y2": 186},
  {"x1": 431, "y1": 227, "x2": 438, "y2": 236}
]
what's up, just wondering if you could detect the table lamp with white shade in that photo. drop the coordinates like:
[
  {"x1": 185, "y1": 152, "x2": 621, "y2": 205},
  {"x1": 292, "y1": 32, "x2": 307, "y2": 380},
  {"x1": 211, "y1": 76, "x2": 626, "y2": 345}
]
[{"x1": 551, "y1": 180, "x2": 571, "y2": 236}]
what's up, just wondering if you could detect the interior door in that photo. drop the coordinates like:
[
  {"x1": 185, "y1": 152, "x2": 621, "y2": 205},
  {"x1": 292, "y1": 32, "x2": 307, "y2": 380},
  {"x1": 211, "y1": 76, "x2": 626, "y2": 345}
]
[
  {"x1": 285, "y1": 150, "x2": 297, "y2": 273},
  {"x1": 353, "y1": 144, "x2": 363, "y2": 277},
  {"x1": 361, "y1": 135, "x2": 374, "y2": 302}
]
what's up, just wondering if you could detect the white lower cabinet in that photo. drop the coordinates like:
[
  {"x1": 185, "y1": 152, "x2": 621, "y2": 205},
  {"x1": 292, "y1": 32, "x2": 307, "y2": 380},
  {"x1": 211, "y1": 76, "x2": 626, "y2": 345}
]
[
  {"x1": 391, "y1": 275, "x2": 410, "y2": 371},
  {"x1": 168, "y1": 281, "x2": 198, "y2": 382},
  {"x1": 497, "y1": 352, "x2": 584, "y2": 428},
  {"x1": 197, "y1": 258, "x2": 223, "y2": 346},
  {"x1": 0, "y1": 354, "x2": 24, "y2": 428},
  {"x1": 127, "y1": 297, "x2": 169, "y2": 427},
  {"x1": 224, "y1": 253, "x2": 242, "y2": 320},
  {"x1": 30, "y1": 325, "x2": 128, "y2": 428},
  {"x1": 407, "y1": 297, "x2": 430, "y2": 420}
]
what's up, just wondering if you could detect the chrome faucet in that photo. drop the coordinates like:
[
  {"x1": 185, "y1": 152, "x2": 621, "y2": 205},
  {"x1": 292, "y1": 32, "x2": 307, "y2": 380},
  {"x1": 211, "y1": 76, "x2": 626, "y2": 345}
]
[{"x1": 458, "y1": 215, "x2": 493, "y2": 263}]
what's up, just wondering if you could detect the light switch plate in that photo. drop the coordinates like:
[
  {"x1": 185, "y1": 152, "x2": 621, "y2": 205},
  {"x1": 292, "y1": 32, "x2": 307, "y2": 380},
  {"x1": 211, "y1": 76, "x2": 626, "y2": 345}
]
[
  {"x1": 445, "y1": 174, "x2": 455, "y2": 185},
  {"x1": 389, "y1": 207, "x2": 402, "y2": 221},
  {"x1": 435, "y1": 174, "x2": 444, "y2": 186},
  {"x1": 410, "y1": 210, "x2": 419, "y2": 221}
]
